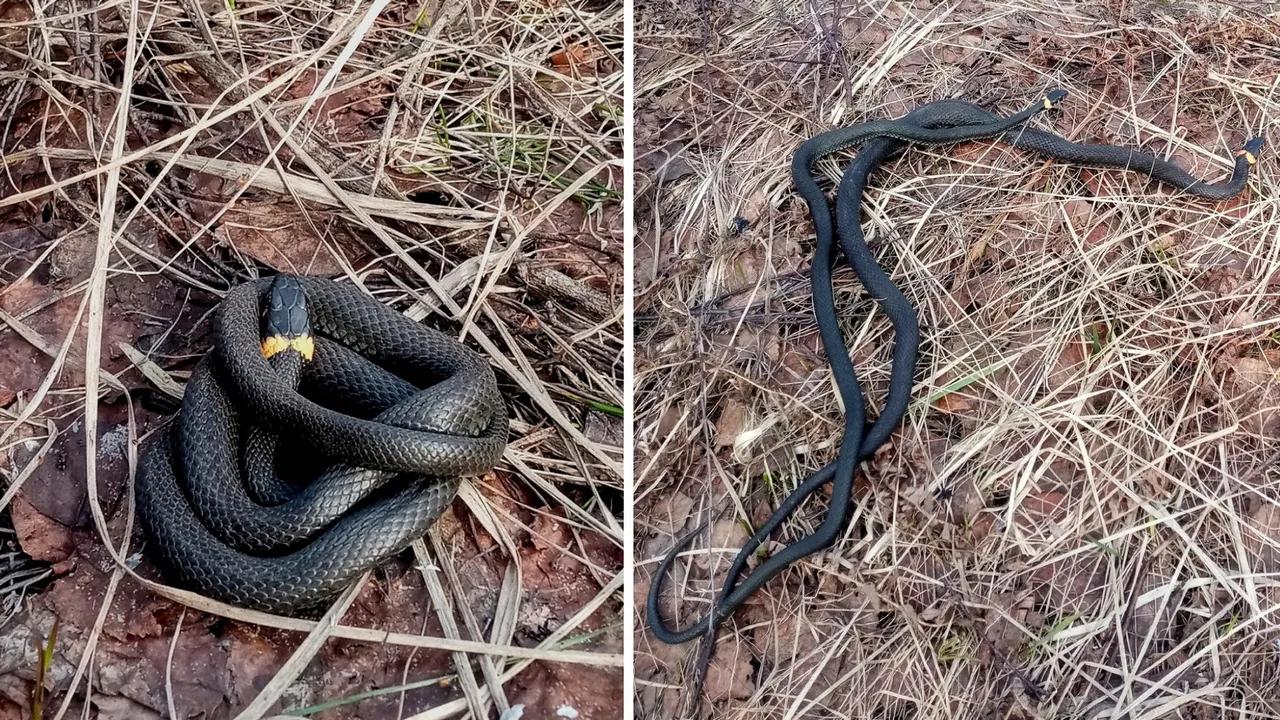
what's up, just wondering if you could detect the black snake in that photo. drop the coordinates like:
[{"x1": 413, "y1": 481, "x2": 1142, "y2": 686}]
[
  {"x1": 646, "y1": 91, "x2": 1264, "y2": 691},
  {"x1": 136, "y1": 275, "x2": 507, "y2": 614}
]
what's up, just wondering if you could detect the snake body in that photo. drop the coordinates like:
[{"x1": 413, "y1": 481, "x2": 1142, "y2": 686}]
[
  {"x1": 647, "y1": 92, "x2": 1264, "y2": 664},
  {"x1": 136, "y1": 275, "x2": 507, "y2": 614}
]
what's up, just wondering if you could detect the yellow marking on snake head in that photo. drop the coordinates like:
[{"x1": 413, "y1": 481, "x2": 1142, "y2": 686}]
[
  {"x1": 292, "y1": 335, "x2": 315, "y2": 360},
  {"x1": 262, "y1": 334, "x2": 315, "y2": 360},
  {"x1": 1235, "y1": 149, "x2": 1258, "y2": 165},
  {"x1": 262, "y1": 335, "x2": 289, "y2": 358}
]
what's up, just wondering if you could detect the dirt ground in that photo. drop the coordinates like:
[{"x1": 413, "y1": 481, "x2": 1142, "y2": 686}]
[
  {"x1": 0, "y1": 0, "x2": 623, "y2": 718},
  {"x1": 634, "y1": 1, "x2": 1280, "y2": 718}
]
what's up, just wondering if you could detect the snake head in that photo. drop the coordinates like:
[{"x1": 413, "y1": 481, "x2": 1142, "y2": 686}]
[
  {"x1": 1043, "y1": 89, "x2": 1068, "y2": 110},
  {"x1": 262, "y1": 275, "x2": 314, "y2": 360},
  {"x1": 1239, "y1": 136, "x2": 1265, "y2": 165}
]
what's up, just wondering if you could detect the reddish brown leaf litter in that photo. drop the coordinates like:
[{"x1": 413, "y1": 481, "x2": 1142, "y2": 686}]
[
  {"x1": 9, "y1": 495, "x2": 74, "y2": 566},
  {"x1": 636, "y1": 0, "x2": 1280, "y2": 717}
]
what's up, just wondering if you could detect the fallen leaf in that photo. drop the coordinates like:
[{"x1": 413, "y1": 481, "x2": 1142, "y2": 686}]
[
  {"x1": 508, "y1": 663, "x2": 622, "y2": 720},
  {"x1": 948, "y1": 477, "x2": 985, "y2": 526},
  {"x1": 980, "y1": 592, "x2": 1032, "y2": 663},
  {"x1": 1048, "y1": 338, "x2": 1088, "y2": 393},
  {"x1": 1031, "y1": 554, "x2": 1107, "y2": 610},
  {"x1": 1021, "y1": 491, "x2": 1068, "y2": 523},
  {"x1": 91, "y1": 697, "x2": 164, "y2": 720},
  {"x1": 699, "y1": 519, "x2": 748, "y2": 571},
  {"x1": 1217, "y1": 185, "x2": 1253, "y2": 220},
  {"x1": 1219, "y1": 354, "x2": 1280, "y2": 434},
  {"x1": 703, "y1": 638, "x2": 754, "y2": 701},
  {"x1": 225, "y1": 627, "x2": 291, "y2": 707},
  {"x1": 1084, "y1": 220, "x2": 1113, "y2": 249},
  {"x1": 1063, "y1": 198, "x2": 1093, "y2": 230},
  {"x1": 216, "y1": 201, "x2": 352, "y2": 276},
  {"x1": 714, "y1": 399, "x2": 747, "y2": 448},
  {"x1": 550, "y1": 43, "x2": 604, "y2": 77},
  {"x1": 933, "y1": 392, "x2": 973, "y2": 413},
  {"x1": 1244, "y1": 501, "x2": 1280, "y2": 574},
  {"x1": 650, "y1": 491, "x2": 694, "y2": 537},
  {"x1": 1079, "y1": 168, "x2": 1106, "y2": 196},
  {"x1": 10, "y1": 493, "x2": 73, "y2": 564}
]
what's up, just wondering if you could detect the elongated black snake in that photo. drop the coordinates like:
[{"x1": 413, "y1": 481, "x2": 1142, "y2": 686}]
[{"x1": 646, "y1": 91, "x2": 1263, "y2": 694}]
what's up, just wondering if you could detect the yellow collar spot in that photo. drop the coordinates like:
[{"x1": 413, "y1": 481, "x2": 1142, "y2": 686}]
[
  {"x1": 292, "y1": 335, "x2": 315, "y2": 361},
  {"x1": 262, "y1": 334, "x2": 315, "y2": 361}
]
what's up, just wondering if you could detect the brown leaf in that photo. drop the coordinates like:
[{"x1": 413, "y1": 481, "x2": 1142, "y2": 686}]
[
  {"x1": 217, "y1": 201, "x2": 351, "y2": 276},
  {"x1": 1216, "y1": 183, "x2": 1253, "y2": 220},
  {"x1": 1083, "y1": 220, "x2": 1113, "y2": 249},
  {"x1": 91, "y1": 697, "x2": 164, "y2": 720},
  {"x1": 714, "y1": 399, "x2": 747, "y2": 448},
  {"x1": 1021, "y1": 491, "x2": 1068, "y2": 523},
  {"x1": 650, "y1": 491, "x2": 695, "y2": 537},
  {"x1": 654, "y1": 404, "x2": 685, "y2": 438},
  {"x1": 10, "y1": 493, "x2": 73, "y2": 564},
  {"x1": 508, "y1": 662, "x2": 623, "y2": 719},
  {"x1": 225, "y1": 628, "x2": 290, "y2": 707},
  {"x1": 699, "y1": 519, "x2": 748, "y2": 571},
  {"x1": 1063, "y1": 198, "x2": 1093, "y2": 230},
  {"x1": 550, "y1": 43, "x2": 604, "y2": 77},
  {"x1": 948, "y1": 477, "x2": 985, "y2": 526},
  {"x1": 21, "y1": 410, "x2": 130, "y2": 530},
  {"x1": 47, "y1": 560, "x2": 165, "y2": 642},
  {"x1": 1079, "y1": 168, "x2": 1105, "y2": 196},
  {"x1": 968, "y1": 514, "x2": 996, "y2": 542},
  {"x1": 980, "y1": 593, "x2": 1032, "y2": 663},
  {"x1": 933, "y1": 392, "x2": 973, "y2": 413},
  {"x1": 703, "y1": 638, "x2": 754, "y2": 701},
  {"x1": 1048, "y1": 338, "x2": 1088, "y2": 393},
  {"x1": 92, "y1": 630, "x2": 230, "y2": 717},
  {"x1": 1244, "y1": 501, "x2": 1280, "y2": 574},
  {"x1": 1032, "y1": 554, "x2": 1107, "y2": 610},
  {"x1": 1220, "y1": 354, "x2": 1280, "y2": 434}
]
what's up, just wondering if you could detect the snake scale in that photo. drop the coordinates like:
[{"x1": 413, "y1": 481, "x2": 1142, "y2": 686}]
[
  {"x1": 647, "y1": 90, "x2": 1264, "y2": 695},
  {"x1": 136, "y1": 275, "x2": 507, "y2": 614}
]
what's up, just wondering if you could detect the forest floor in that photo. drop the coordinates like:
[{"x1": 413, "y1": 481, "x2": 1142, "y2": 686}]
[
  {"x1": 0, "y1": 0, "x2": 624, "y2": 718},
  {"x1": 634, "y1": 0, "x2": 1280, "y2": 718}
]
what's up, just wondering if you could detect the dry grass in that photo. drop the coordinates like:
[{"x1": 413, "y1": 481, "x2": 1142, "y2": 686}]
[
  {"x1": 634, "y1": 1, "x2": 1280, "y2": 718},
  {"x1": 0, "y1": 0, "x2": 623, "y2": 717}
]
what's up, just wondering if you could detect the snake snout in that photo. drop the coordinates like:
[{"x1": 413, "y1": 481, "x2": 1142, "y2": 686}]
[
  {"x1": 1044, "y1": 89, "x2": 1068, "y2": 108},
  {"x1": 1242, "y1": 137, "x2": 1265, "y2": 164}
]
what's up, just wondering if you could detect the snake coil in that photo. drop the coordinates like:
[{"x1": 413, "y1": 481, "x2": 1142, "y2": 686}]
[{"x1": 136, "y1": 275, "x2": 507, "y2": 614}]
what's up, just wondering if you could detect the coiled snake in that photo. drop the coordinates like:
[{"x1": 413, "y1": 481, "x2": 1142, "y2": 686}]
[
  {"x1": 647, "y1": 91, "x2": 1264, "y2": 694},
  {"x1": 137, "y1": 275, "x2": 507, "y2": 614}
]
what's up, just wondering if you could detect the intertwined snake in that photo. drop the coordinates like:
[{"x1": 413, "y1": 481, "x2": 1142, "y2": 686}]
[
  {"x1": 647, "y1": 90, "x2": 1264, "y2": 694},
  {"x1": 136, "y1": 275, "x2": 507, "y2": 614}
]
